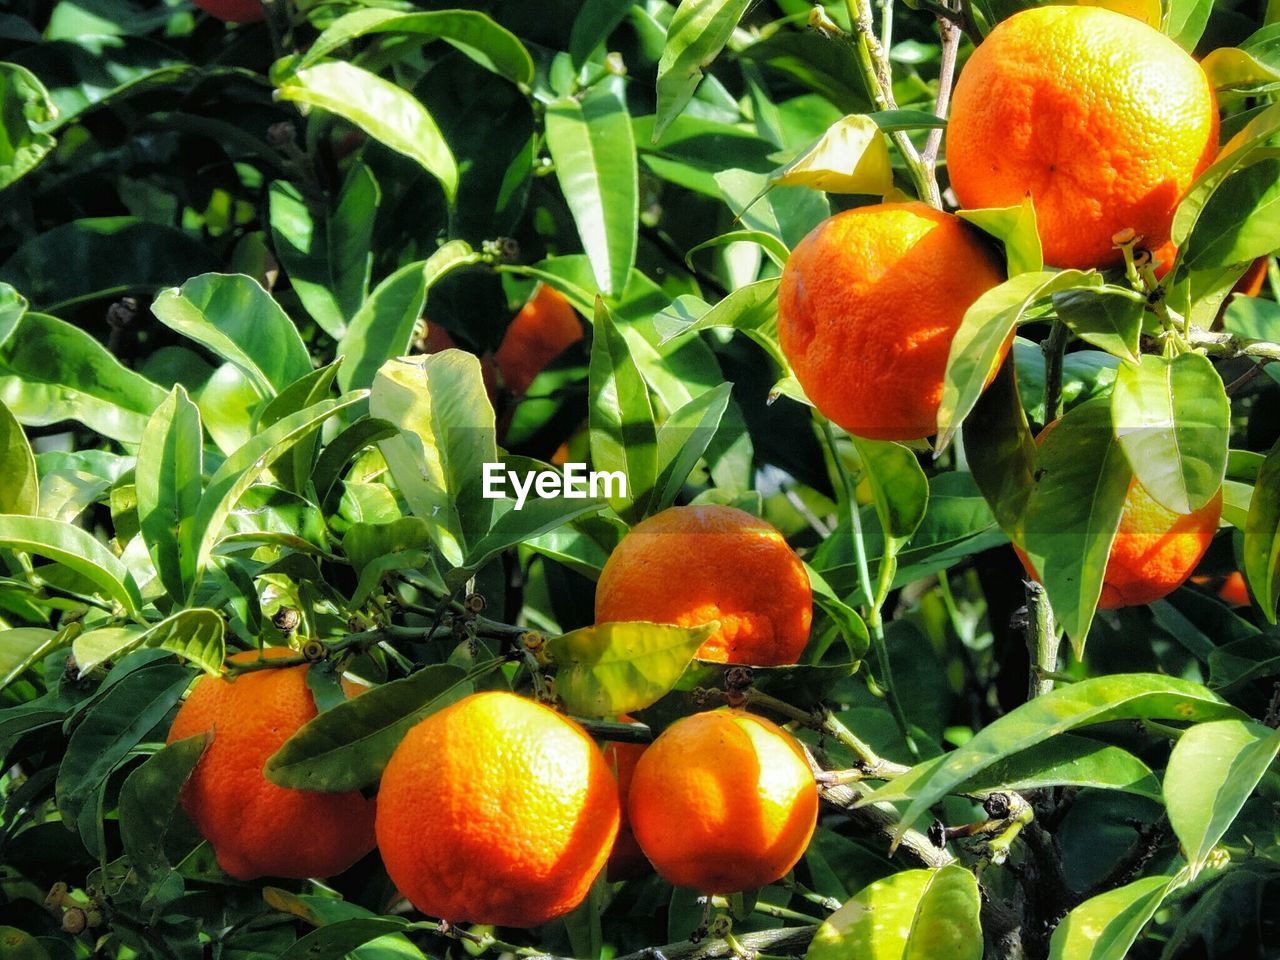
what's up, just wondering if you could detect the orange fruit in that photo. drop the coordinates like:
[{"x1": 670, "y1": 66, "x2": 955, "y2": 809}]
[
  {"x1": 604, "y1": 740, "x2": 651, "y2": 881},
  {"x1": 166, "y1": 648, "x2": 376, "y2": 880},
  {"x1": 1217, "y1": 570, "x2": 1251, "y2": 607},
  {"x1": 494, "y1": 284, "x2": 583, "y2": 397},
  {"x1": 375, "y1": 691, "x2": 619, "y2": 928},
  {"x1": 594, "y1": 504, "x2": 813, "y2": 666},
  {"x1": 946, "y1": 5, "x2": 1218, "y2": 269},
  {"x1": 193, "y1": 0, "x2": 264, "y2": 22},
  {"x1": 1016, "y1": 424, "x2": 1222, "y2": 609},
  {"x1": 627, "y1": 710, "x2": 818, "y2": 893},
  {"x1": 777, "y1": 202, "x2": 1005, "y2": 441}
]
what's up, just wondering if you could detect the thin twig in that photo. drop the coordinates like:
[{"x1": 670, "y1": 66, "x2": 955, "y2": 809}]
[{"x1": 921, "y1": 10, "x2": 961, "y2": 169}]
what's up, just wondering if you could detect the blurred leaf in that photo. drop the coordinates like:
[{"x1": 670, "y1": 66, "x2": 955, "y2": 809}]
[
  {"x1": 73, "y1": 609, "x2": 225, "y2": 677},
  {"x1": 807, "y1": 863, "x2": 981, "y2": 960},
  {"x1": 0, "y1": 282, "x2": 25, "y2": 350},
  {"x1": 545, "y1": 77, "x2": 638, "y2": 297},
  {"x1": 0, "y1": 628, "x2": 61, "y2": 691},
  {"x1": 937, "y1": 270, "x2": 1100, "y2": 449},
  {"x1": 654, "y1": 0, "x2": 751, "y2": 140},
  {"x1": 137, "y1": 386, "x2": 203, "y2": 601},
  {"x1": 276, "y1": 62, "x2": 458, "y2": 203},
  {"x1": 958, "y1": 199, "x2": 1043, "y2": 277},
  {"x1": 0, "y1": 63, "x2": 56, "y2": 190},
  {"x1": 300, "y1": 9, "x2": 534, "y2": 86},
  {"x1": 152, "y1": 274, "x2": 313, "y2": 398},
  {"x1": 1111, "y1": 353, "x2": 1229, "y2": 514},
  {"x1": 1165, "y1": 719, "x2": 1280, "y2": 877},
  {"x1": 371, "y1": 352, "x2": 496, "y2": 567},
  {"x1": 964, "y1": 356, "x2": 1036, "y2": 537},
  {"x1": 268, "y1": 165, "x2": 379, "y2": 341},
  {"x1": 548, "y1": 620, "x2": 717, "y2": 717},
  {"x1": 588, "y1": 298, "x2": 657, "y2": 523},
  {"x1": 0, "y1": 397, "x2": 37, "y2": 516},
  {"x1": 1054, "y1": 288, "x2": 1145, "y2": 362},
  {"x1": 739, "y1": 31, "x2": 871, "y2": 115},
  {"x1": 883, "y1": 674, "x2": 1242, "y2": 840},
  {"x1": 0, "y1": 515, "x2": 143, "y2": 616},
  {"x1": 571, "y1": 0, "x2": 634, "y2": 66},
  {"x1": 1242, "y1": 439, "x2": 1280, "y2": 623},
  {"x1": 337, "y1": 240, "x2": 481, "y2": 393},
  {"x1": 266, "y1": 663, "x2": 476, "y2": 791},
  {"x1": 773, "y1": 115, "x2": 892, "y2": 196},
  {"x1": 1049, "y1": 876, "x2": 1176, "y2": 960},
  {"x1": 119, "y1": 734, "x2": 206, "y2": 887},
  {"x1": 0, "y1": 218, "x2": 219, "y2": 311},
  {"x1": 1021, "y1": 398, "x2": 1131, "y2": 651}
]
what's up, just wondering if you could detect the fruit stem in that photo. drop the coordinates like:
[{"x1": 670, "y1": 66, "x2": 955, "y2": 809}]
[
  {"x1": 1041, "y1": 320, "x2": 1069, "y2": 425},
  {"x1": 1023, "y1": 580, "x2": 1060, "y2": 699}
]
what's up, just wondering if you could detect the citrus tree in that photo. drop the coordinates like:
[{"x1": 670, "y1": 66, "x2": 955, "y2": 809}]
[{"x1": 0, "y1": 0, "x2": 1278, "y2": 958}]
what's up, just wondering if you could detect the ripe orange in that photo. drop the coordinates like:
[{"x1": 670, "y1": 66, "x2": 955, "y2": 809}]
[
  {"x1": 166, "y1": 648, "x2": 376, "y2": 881},
  {"x1": 946, "y1": 6, "x2": 1218, "y2": 269},
  {"x1": 193, "y1": 0, "x2": 264, "y2": 22},
  {"x1": 1016, "y1": 425, "x2": 1222, "y2": 609},
  {"x1": 604, "y1": 740, "x2": 651, "y2": 881},
  {"x1": 1217, "y1": 570, "x2": 1251, "y2": 607},
  {"x1": 777, "y1": 202, "x2": 1005, "y2": 441},
  {"x1": 627, "y1": 710, "x2": 818, "y2": 893},
  {"x1": 594, "y1": 504, "x2": 813, "y2": 666},
  {"x1": 494, "y1": 284, "x2": 583, "y2": 397},
  {"x1": 375, "y1": 691, "x2": 619, "y2": 928}
]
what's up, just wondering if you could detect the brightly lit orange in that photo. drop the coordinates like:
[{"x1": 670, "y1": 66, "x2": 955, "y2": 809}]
[
  {"x1": 627, "y1": 710, "x2": 818, "y2": 893},
  {"x1": 375, "y1": 692, "x2": 619, "y2": 928},
  {"x1": 594, "y1": 504, "x2": 813, "y2": 665},
  {"x1": 947, "y1": 5, "x2": 1218, "y2": 269},
  {"x1": 778, "y1": 202, "x2": 1005, "y2": 441},
  {"x1": 166, "y1": 648, "x2": 376, "y2": 881},
  {"x1": 494, "y1": 284, "x2": 583, "y2": 397}
]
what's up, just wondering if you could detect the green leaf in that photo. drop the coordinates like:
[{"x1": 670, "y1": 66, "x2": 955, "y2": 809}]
[
  {"x1": 278, "y1": 919, "x2": 412, "y2": 960},
  {"x1": 588, "y1": 299, "x2": 658, "y2": 523},
  {"x1": 657, "y1": 280, "x2": 783, "y2": 368},
  {"x1": 72, "y1": 609, "x2": 225, "y2": 677},
  {"x1": 1182, "y1": 159, "x2": 1280, "y2": 272},
  {"x1": 1021, "y1": 398, "x2": 1132, "y2": 651},
  {"x1": 268, "y1": 164, "x2": 379, "y2": 340},
  {"x1": 312, "y1": 416, "x2": 398, "y2": 507},
  {"x1": 545, "y1": 77, "x2": 638, "y2": 297},
  {"x1": 1165, "y1": 719, "x2": 1280, "y2": 876},
  {"x1": 547, "y1": 621, "x2": 718, "y2": 717},
  {"x1": 1111, "y1": 353, "x2": 1229, "y2": 514},
  {"x1": 191, "y1": 396, "x2": 366, "y2": 587},
  {"x1": 0, "y1": 63, "x2": 56, "y2": 190},
  {"x1": 276, "y1": 62, "x2": 458, "y2": 204},
  {"x1": 1164, "y1": 0, "x2": 1213, "y2": 50},
  {"x1": 963, "y1": 356, "x2": 1036, "y2": 537},
  {"x1": 0, "y1": 217, "x2": 220, "y2": 311},
  {"x1": 151, "y1": 274, "x2": 313, "y2": 398},
  {"x1": 119, "y1": 734, "x2": 207, "y2": 887},
  {"x1": 1200, "y1": 45, "x2": 1280, "y2": 90},
  {"x1": 882, "y1": 674, "x2": 1242, "y2": 840},
  {"x1": 1054, "y1": 287, "x2": 1145, "y2": 362},
  {"x1": 1244, "y1": 439, "x2": 1280, "y2": 623},
  {"x1": 0, "y1": 311, "x2": 166, "y2": 444},
  {"x1": 1048, "y1": 875, "x2": 1176, "y2": 960},
  {"x1": 571, "y1": 0, "x2": 634, "y2": 66},
  {"x1": 937, "y1": 270, "x2": 1100, "y2": 449},
  {"x1": 265, "y1": 663, "x2": 476, "y2": 791},
  {"x1": 459, "y1": 496, "x2": 608, "y2": 577},
  {"x1": 807, "y1": 864, "x2": 982, "y2": 960},
  {"x1": 298, "y1": 9, "x2": 534, "y2": 87},
  {"x1": 864, "y1": 735, "x2": 1161, "y2": 804},
  {"x1": 258, "y1": 362, "x2": 344, "y2": 496},
  {"x1": 0, "y1": 628, "x2": 62, "y2": 691},
  {"x1": 56, "y1": 662, "x2": 192, "y2": 825},
  {"x1": 851, "y1": 437, "x2": 928, "y2": 549},
  {"x1": 654, "y1": 0, "x2": 752, "y2": 141},
  {"x1": 370, "y1": 352, "x2": 497, "y2": 567},
  {"x1": 648, "y1": 382, "x2": 733, "y2": 513},
  {"x1": 136, "y1": 386, "x2": 203, "y2": 601},
  {"x1": 336, "y1": 240, "x2": 481, "y2": 393},
  {"x1": 0, "y1": 282, "x2": 26, "y2": 350},
  {"x1": 0, "y1": 398, "x2": 37, "y2": 516},
  {"x1": 958, "y1": 199, "x2": 1043, "y2": 277},
  {"x1": 0, "y1": 515, "x2": 143, "y2": 616}
]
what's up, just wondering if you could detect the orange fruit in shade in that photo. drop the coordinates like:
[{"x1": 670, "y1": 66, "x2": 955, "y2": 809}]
[
  {"x1": 604, "y1": 740, "x2": 652, "y2": 881},
  {"x1": 193, "y1": 0, "x2": 264, "y2": 22},
  {"x1": 777, "y1": 202, "x2": 1005, "y2": 441},
  {"x1": 166, "y1": 648, "x2": 376, "y2": 881},
  {"x1": 1217, "y1": 571, "x2": 1251, "y2": 607},
  {"x1": 494, "y1": 284, "x2": 584, "y2": 397},
  {"x1": 1016, "y1": 424, "x2": 1223, "y2": 609},
  {"x1": 594, "y1": 504, "x2": 813, "y2": 666},
  {"x1": 946, "y1": 5, "x2": 1218, "y2": 270},
  {"x1": 627, "y1": 710, "x2": 818, "y2": 894},
  {"x1": 375, "y1": 692, "x2": 619, "y2": 928}
]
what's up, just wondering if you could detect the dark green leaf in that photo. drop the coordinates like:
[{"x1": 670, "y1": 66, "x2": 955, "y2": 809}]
[
  {"x1": 0, "y1": 63, "x2": 56, "y2": 190},
  {"x1": 0, "y1": 515, "x2": 143, "y2": 616},
  {"x1": 119, "y1": 734, "x2": 207, "y2": 887},
  {"x1": 964, "y1": 355, "x2": 1036, "y2": 537},
  {"x1": 1243, "y1": 439, "x2": 1280, "y2": 623}
]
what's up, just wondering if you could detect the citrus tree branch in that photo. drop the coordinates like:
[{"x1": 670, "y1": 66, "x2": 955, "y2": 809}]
[{"x1": 612, "y1": 924, "x2": 818, "y2": 960}]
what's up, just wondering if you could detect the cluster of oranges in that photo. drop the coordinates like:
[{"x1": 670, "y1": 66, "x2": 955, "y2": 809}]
[{"x1": 779, "y1": 4, "x2": 1229, "y2": 609}]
